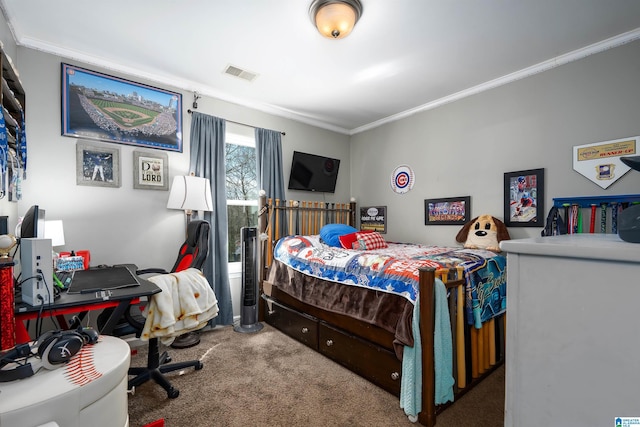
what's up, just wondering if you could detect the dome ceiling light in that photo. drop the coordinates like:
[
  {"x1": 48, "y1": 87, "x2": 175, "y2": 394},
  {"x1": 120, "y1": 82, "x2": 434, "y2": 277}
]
[{"x1": 309, "y1": 0, "x2": 363, "y2": 39}]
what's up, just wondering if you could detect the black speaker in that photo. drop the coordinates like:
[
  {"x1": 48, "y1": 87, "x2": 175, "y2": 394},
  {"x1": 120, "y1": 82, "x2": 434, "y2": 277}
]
[{"x1": 0, "y1": 326, "x2": 98, "y2": 382}]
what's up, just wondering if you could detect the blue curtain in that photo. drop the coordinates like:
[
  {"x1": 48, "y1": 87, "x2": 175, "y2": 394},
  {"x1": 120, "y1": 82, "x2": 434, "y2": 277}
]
[
  {"x1": 189, "y1": 111, "x2": 233, "y2": 326},
  {"x1": 255, "y1": 128, "x2": 285, "y2": 199}
]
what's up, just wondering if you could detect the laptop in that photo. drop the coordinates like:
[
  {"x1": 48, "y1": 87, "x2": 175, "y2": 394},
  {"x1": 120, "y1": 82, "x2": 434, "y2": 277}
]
[{"x1": 66, "y1": 266, "x2": 140, "y2": 294}]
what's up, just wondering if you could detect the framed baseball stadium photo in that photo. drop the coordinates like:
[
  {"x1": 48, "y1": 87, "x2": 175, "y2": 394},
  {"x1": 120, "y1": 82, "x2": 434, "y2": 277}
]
[{"x1": 62, "y1": 63, "x2": 183, "y2": 152}]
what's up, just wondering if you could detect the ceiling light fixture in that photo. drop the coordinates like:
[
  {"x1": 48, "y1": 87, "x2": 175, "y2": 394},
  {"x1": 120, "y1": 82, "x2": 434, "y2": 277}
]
[{"x1": 309, "y1": 0, "x2": 363, "y2": 39}]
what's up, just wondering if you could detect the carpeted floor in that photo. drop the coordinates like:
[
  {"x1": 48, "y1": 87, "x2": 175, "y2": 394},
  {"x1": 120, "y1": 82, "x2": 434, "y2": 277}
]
[{"x1": 127, "y1": 324, "x2": 504, "y2": 427}]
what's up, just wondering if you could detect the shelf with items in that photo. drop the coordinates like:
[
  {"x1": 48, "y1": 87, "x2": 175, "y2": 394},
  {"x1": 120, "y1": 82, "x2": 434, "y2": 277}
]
[
  {"x1": 553, "y1": 194, "x2": 640, "y2": 208},
  {"x1": 0, "y1": 45, "x2": 25, "y2": 151},
  {"x1": 552, "y1": 194, "x2": 640, "y2": 234}
]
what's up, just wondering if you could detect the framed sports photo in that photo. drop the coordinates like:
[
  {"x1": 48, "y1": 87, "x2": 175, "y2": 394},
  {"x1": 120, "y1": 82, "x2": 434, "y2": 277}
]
[
  {"x1": 504, "y1": 168, "x2": 544, "y2": 227},
  {"x1": 424, "y1": 196, "x2": 471, "y2": 225},
  {"x1": 62, "y1": 63, "x2": 183, "y2": 152},
  {"x1": 76, "y1": 140, "x2": 121, "y2": 188}
]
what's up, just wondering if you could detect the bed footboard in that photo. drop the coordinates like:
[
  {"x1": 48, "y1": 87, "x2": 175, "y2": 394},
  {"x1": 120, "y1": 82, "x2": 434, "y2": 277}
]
[{"x1": 419, "y1": 267, "x2": 505, "y2": 427}]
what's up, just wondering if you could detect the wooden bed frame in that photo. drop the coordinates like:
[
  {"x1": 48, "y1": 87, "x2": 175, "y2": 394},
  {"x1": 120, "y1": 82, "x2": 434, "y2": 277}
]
[{"x1": 257, "y1": 196, "x2": 504, "y2": 426}]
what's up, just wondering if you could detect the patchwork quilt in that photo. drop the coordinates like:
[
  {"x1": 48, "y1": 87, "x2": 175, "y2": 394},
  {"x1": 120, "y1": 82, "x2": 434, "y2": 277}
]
[{"x1": 274, "y1": 235, "x2": 507, "y2": 328}]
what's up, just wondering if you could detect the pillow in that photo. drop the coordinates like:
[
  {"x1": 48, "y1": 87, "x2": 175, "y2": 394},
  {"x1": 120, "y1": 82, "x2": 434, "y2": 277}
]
[
  {"x1": 353, "y1": 231, "x2": 388, "y2": 250},
  {"x1": 319, "y1": 223, "x2": 358, "y2": 247},
  {"x1": 339, "y1": 229, "x2": 374, "y2": 249}
]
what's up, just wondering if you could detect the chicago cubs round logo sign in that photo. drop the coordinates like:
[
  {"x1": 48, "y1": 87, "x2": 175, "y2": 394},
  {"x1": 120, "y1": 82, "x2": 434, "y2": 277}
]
[{"x1": 390, "y1": 165, "x2": 415, "y2": 194}]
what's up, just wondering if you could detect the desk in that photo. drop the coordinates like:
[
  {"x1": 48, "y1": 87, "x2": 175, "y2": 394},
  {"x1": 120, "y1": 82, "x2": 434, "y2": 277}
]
[{"x1": 14, "y1": 266, "x2": 160, "y2": 344}]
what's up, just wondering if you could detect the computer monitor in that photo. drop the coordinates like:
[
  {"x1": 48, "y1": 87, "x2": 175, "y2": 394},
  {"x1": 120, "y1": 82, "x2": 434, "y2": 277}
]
[{"x1": 20, "y1": 205, "x2": 46, "y2": 239}]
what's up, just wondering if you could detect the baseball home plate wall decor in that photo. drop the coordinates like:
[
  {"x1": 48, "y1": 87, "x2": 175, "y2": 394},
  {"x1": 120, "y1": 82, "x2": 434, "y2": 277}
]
[
  {"x1": 390, "y1": 164, "x2": 415, "y2": 194},
  {"x1": 62, "y1": 63, "x2": 183, "y2": 152},
  {"x1": 573, "y1": 136, "x2": 637, "y2": 189}
]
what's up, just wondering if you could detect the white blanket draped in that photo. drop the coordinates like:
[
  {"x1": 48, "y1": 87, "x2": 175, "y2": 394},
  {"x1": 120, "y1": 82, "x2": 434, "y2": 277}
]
[{"x1": 141, "y1": 268, "x2": 219, "y2": 345}]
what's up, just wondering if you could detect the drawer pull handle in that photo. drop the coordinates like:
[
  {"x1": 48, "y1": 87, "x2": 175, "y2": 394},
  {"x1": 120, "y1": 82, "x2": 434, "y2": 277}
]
[
  {"x1": 391, "y1": 372, "x2": 399, "y2": 381},
  {"x1": 326, "y1": 339, "x2": 334, "y2": 347},
  {"x1": 301, "y1": 327, "x2": 309, "y2": 334}
]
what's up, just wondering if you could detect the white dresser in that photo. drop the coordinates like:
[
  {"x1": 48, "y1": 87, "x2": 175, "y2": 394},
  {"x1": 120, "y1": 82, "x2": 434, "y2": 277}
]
[{"x1": 500, "y1": 234, "x2": 640, "y2": 427}]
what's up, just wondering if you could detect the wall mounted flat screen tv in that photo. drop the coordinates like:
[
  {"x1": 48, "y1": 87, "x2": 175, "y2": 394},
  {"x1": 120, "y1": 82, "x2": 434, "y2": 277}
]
[{"x1": 288, "y1": 151, "x2": 340, "y2": 193}]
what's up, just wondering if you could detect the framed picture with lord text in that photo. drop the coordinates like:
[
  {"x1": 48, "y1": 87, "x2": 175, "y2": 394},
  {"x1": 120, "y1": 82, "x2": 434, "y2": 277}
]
[{"x1": 133, "y1": 150, "x2": 169, "y2": 191}]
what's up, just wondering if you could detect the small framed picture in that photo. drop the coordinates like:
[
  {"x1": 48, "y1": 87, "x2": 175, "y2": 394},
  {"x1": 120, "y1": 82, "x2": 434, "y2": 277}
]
[
  {"x1": 133, "y1": 150, "x2": 169, "y2": 190},
  {"x1": 360, "y1": 206, "x2": 387, "y2": 233},
  {"x1": 425, "y1": 196, "x2": 471, "y2": 225},
  {"x1": 76, "y1": 140, "x2": 121, "y2": 188},
  {"x1": 504, "y1": 168, "x2": 544, "y2": 227}
]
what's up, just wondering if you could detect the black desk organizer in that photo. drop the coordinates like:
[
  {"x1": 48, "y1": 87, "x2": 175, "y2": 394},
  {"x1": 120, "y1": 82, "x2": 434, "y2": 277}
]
[{"x1": 552, "y1": 194, "x2": 640, "y2": 234}]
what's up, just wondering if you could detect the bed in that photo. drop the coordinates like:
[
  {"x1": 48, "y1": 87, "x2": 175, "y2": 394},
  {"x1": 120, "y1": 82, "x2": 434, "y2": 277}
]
[{"x1": 257, "y1": 196, "x2": 506, "y2": 426}]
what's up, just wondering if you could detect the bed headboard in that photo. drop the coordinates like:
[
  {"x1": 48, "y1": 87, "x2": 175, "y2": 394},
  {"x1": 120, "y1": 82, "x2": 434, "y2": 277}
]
[{"x1": 257, "y1": 195, "x2": 356, "y2": 275}]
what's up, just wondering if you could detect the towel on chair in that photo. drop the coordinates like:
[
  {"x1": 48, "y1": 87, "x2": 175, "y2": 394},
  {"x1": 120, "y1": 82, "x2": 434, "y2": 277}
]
[{"x1": 141, "y1": 268, "x2": 219, "y2": 345}]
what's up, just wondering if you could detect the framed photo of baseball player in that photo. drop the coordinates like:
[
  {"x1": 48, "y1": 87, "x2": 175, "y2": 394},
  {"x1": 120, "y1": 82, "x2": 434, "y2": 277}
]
[
  {"x1": 76, "y1": 140, "x2": 121, "y2": 188},
  {"x1": 504, "y1": 168, "x2": 544, "y2": 227}
]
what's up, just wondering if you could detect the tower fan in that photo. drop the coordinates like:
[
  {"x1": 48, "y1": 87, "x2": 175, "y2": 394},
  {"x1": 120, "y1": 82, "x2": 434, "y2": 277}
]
[{"x1": 234, "y1": 226, "x2": 264, "y2": 333}]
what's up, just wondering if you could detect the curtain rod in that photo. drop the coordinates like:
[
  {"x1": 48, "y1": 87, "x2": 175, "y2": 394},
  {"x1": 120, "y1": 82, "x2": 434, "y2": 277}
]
[{"x1": 187, "y1": 109, "x2": 285, "y2": 135}]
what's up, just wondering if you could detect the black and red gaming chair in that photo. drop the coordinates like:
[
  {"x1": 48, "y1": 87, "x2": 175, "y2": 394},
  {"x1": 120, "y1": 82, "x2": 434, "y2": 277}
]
[
  {"x1": 100, "y1": 219, "x2": 211, "y2": 398},
  {"x1": 138, "y1": 219, "x2": 210, "y2": 275}
]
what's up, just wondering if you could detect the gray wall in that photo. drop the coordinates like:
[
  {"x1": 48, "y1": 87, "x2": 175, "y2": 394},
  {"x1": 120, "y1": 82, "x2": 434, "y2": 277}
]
[
  {"x1": 350, "y1": 40, "x2": 640, "y2": 245},
  {"x1": 16, "y1": 46, "x2": 349, "y2": 272}
]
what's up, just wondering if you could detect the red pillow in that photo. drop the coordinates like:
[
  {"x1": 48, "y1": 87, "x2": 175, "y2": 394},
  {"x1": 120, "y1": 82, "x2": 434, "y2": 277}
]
[
  {"x1": 339, "y1": 229, "x2": 373, "y2": 249},
  {"x1": 353, "y1": 231, "x2": 388, "y2": 250}
]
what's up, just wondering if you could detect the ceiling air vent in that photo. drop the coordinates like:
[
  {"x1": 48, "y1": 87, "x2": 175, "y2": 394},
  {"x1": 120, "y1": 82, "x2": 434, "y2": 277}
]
[{"x1": 224, "y1": 65, "x2": 258, "y2": 82}]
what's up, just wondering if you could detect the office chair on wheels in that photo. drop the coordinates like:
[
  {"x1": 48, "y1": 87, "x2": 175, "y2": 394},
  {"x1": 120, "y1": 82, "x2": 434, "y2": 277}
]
[{"x1": 100, "y1": 220, "x2": 212, "y2": 398}]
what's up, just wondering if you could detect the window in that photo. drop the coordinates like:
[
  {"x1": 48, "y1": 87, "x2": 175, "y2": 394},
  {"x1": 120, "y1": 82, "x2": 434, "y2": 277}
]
[{"x1": 226, "y1": 132, "x2": 258, "y2": 265}]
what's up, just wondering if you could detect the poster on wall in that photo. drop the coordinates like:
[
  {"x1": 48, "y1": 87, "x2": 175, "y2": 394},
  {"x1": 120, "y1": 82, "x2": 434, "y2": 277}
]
[
  {"x1": 573, "y1": 136, "x2": 637, "y2": 189},
  {"x1": 61, "y1": 63, "x2": 183, "y2": 152},
  {"x1": 360, "y1": 206, "x2": 387, "y2": 233}
]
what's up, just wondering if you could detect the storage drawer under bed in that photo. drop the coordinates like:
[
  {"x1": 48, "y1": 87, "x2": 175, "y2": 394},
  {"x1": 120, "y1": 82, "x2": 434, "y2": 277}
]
[
  {"x1": 263, "y1": 297, "x2": 318, "y2": 350},
  {"x1": 318, "y1": 322, "x2": 402, "y2": 396}
]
